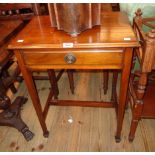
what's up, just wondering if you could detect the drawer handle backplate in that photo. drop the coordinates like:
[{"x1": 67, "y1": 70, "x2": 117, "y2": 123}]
[{"x1": 64, "y1": 53, "x2": 76, "y2": 64}]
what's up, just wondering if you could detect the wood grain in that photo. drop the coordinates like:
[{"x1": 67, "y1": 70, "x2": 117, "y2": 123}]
[
  {"x1": 8, "y1": 12, "x2": 139, "y2": 50},
  {"x1": 22, "y1": 49, "x2": 123, "y2": 68}
]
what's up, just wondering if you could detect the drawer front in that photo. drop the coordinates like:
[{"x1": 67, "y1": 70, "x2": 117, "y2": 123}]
[{"x1": 22, "y1": 50, "x2": 123, "y2": 69}]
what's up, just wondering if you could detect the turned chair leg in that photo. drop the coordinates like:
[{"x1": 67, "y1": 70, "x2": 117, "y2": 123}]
[
  {"x1": 129, "y1": 73, "x2": 147, "y2": 142},
  {"x1": 129, "y1": 101, "x2": 143, "y2": 142},
  {"x1": 2, "y1": 70, "x2": 17, "y2": 93}
]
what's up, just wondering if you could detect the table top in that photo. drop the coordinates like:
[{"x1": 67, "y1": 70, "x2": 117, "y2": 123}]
[
  {"x1": 0, "y1": 20, "x2": 23, "y2": 47},
  {"x1": 8, "y1": 12, "x2": 139, "y2": 50}
]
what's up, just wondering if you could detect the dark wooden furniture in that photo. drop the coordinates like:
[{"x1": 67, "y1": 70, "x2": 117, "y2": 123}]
[
  {"x1": 0, "y1": 3, "x2": 40, "y2": 21},
  {"x1": 0, "y1": 3, "x2": 42, "y2": 94},
  {"x1": 0, "y1": 20, "x2": 34, "y2": 141},
  {"x1": 0, "y1": 3, "x2": 43, "y2": 141},
  {"x1": 0, "y1": 93, "x2": 34, "y2": 141},
  {"x1": 8, "y1": 12, "x2": 139, "y2": 142},
  {"x1": 0, "y1": 20, "x2": 24, "y2": 94},
  {"x1": 111, "y1": 3, "x2": 120, "y2": 11},
  {"x1": 128, "y1": 9, "x2": 155, "y2": 141}
]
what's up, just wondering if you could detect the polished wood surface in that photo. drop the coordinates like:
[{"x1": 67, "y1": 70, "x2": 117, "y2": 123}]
[
  {"x1": 8, "y1": 12, "x2": 139, "y2": 142},
  {"x1": 22, "y1": 49, "x2": 123, "y2": 70},
  {"x1": 8, "y1": 12, "x2": 138, "y2": 49}
]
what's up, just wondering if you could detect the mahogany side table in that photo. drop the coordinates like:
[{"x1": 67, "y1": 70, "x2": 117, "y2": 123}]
[{"x1": 8, "y1": 12, "x2": 139, "y2": 142}]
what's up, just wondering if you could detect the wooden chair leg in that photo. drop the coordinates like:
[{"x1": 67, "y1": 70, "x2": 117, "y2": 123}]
[
  {"x1": 2, "y1": 69, "x2": 17, "y2": 93},
  {"x1": 129, "y1": 73, "x2": 147, "y2": 142},
  {"x1": 129, "y1": 102, "x2": 143, "y2": 142},
  {"x1": 0, "y1": 79, "x2": 7, "y2": 94},
  {"x1": 103, "y1": 70, "x2": 109, "y2": 94},
  {"x1": 67, "y1": 69, "x2": 74, "y2": 94},
  {"x1": 9, "y1": 84, "x2": 17, "y2": 93}
]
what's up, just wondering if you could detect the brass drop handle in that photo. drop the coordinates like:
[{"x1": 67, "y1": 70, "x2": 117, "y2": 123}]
[{"x1": 64, "y1": 53, "x2": 76, "y2": 64}]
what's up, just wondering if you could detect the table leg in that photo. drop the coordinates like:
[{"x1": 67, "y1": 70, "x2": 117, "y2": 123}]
[
  {"x1": 115, "y1": 48, "x2": 133, "y2": 142},
  {"x1": 103, "y1": 70, "x2": 109, "y2": 94},
  {"x1": 14, "y1": 51, "x2": 49, "y2": 137},
  {"x1": 48, "y1": 69, "x2": 59, "y2": 99},
  {"x1": 67, "y1": 69, "x2": 75, "y2": 94},
  {"x1": 111, "y1": 71, "x2": 118, "y2": 102}
]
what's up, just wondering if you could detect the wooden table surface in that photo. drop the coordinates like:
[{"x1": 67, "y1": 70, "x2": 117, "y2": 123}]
[
  {"x1": 8, "y1": 12, "x2": 139, "y2": 142},
  {"x1": 8, "y1": 12, "x2": 138, "y2": 49}
]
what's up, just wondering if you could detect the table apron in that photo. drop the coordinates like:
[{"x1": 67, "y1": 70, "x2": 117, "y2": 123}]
[{"x1": 21, "y1": 49, "x2": 124, "y2": 70}]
